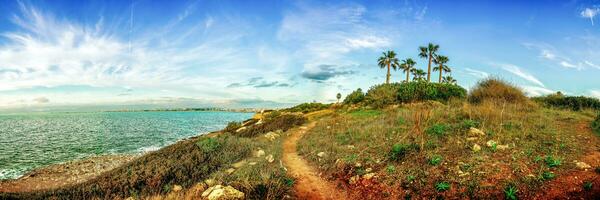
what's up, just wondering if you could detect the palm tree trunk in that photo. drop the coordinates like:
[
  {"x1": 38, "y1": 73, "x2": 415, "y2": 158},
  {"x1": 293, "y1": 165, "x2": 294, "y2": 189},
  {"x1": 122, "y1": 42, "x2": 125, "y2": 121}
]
[
  {"x1": 406, "y1": 71, "x2": 409, "y2": 82},
  {"x1": 427, "y1": 54, "x2": 432, "y2": 82},
  {"x1": 439, "y1": 65, "x2": 443, "y2": 83},
  {"x1": 386, "y1": 63, "x2": 391, "y2": 84}
]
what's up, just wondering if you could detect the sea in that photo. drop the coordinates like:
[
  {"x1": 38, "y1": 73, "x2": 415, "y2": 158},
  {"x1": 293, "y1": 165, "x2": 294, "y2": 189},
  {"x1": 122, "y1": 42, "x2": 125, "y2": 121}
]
[{"x1": 0, "y1": 111, "x2": 253, "y2": 180}]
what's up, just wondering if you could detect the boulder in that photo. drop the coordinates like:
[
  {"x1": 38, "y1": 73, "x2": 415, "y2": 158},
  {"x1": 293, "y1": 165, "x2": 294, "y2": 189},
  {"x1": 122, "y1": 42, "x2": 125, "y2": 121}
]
[
  {"x1": 576, "y1": 162, "x2": 591, "y2": 170},
  {"x1": 468, "y1": 128, "x2": 485, "y2": 137},
  {"x1": 248, "y1": 162, "x2": 257, "y2": 166},
  {"x1": 235, "y1": 126, "x2": 247, "y2": 133},
  {"x1": 317, "y1": 152, "x2": 326, "y2": 157},
  {"x1": 264, "y1": 132, "x2": 281, "y2": 141},
  {"x1": 172, "y1": 184, "x2": 182, "y2": 192},
  {"x1": 466, "y1": 137, "x2": 478, "y2": 141},
  {"x1": 225, "y1": 168, "x2": 235, "y2": 174},
  {"x1": 496, "y1": 144, "x2": 509, "y2": 150},
  {"x1": 486, "y1": 140, "x2": 497, "y2": 147},
  {"x1": 472, "y1": 144, "x2": 481, "y2": 152},
  {"x1": 349, "y1": 175, "x2": 360, "y2": 184},
  {"x1": 363, "y1": 173, "x2": 376, "y2": 180},
  {"x1": 204, "y1": 179, "x2": 217, "y2": 187},
  {"x1": 265, "y1": 154, "x2": 274, "y2": 163},
  {"x1": 232, "y1": 160, "x2": 246, "y2": 168},
  {"x1": 201, "y1": 185, "x2": 245, "y2": 200},
  {"x1": 254, "y1": 150, "x2": 265, "y2": 157}
]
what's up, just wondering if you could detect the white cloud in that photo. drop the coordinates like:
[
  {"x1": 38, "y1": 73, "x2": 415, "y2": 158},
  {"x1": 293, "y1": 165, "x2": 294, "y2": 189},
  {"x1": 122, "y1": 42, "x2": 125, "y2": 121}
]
[
  {"x1": 559, "y1": 61, "x2": 579, "y2": 69},
  {"x1": 584, "y1": 60, "x2": 600, "y2": 69},
  {"x1": 414, "y1": 6, "x2": 427, "y2": 21},
  {"x1": 464, "y1": 68, "x2": 489, "y2": 79},
  {"x1": 495, "y1": 63, "x2": 545, "y2": 87},
  {"x1": 204, "y1": 16, "x2": 214, "y2": 29},
  {"x1": 345, "y1": 36, "x2": 390, "y2": 49},
  {"x1": 590, "y1": 90, "x2": 600, "y2": 99},
  {"x1": 523, "y1": 43, "x2": 583, "y2": 70},
  {"x1": 581, "y1": 7, "x2": 599, "y2": 26},
  {"x1": 521, "y1": 85, "x2": 554, "y2": 97}
]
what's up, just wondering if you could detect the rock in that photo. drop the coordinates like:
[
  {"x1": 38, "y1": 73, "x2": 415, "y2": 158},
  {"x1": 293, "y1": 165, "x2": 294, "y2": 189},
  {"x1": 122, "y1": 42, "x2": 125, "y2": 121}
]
[
  {"x1": 255, "y1": 150, "x2": 265, "y2": 157},
  {"x1": 172, "y1": 184, "x2": 182, "y2": 192},
  {"x1": 576, "y1": 162, "x2": 592, "y2": 170},
  {"x1": 355, "y1": 162, "x2": 362, "y2": 167},
  {"x1": 497, "y1": 144, "x2": 509, "y2": 150},
  {"x1": 327, "y1": 126, "x2": 331, "y2": 129},
  {"x1": 466, "y1": 137, "x2": 478, "y2": 141},
  {"x1": 363, "y1": 173, "x2": 376, "y2": 180},
  {"x1": 472, "y1": 144, "x2": 481, "y2": 152},
  {"x1": 347, "y1": 145, "x2": 355, "y2": 149},
  {"x1": 225, "y1": 168, "x2": 235, "y2": 174},
  {"x1": 365, "y1": 168, "x2": 373, "y2": 173},
  {"x1": 248, "y1": 162, "x2": 257, "y2": 166},
  {"x1": 235, "y1": 126, "x2": 247, "y2": 133},
  {"x1": 204, "y1": 179, "x2": 217, "y2": 187},
  {"x1": 201, "y1": 185, "x2": 245, "y2": 200},
  {"x1": 185, "y1": 183, "x2": 208, "y2": 200},
  {"x1": 468, "y1": 127, "x2": 485, "y2": 137},
  {"x1": 264, "y1": 132, "x2": 281, "y2": 141},
  {"x1": 265, "y1": 154, "x2": 274, "y2": 163},
  {"x1": 486, "y1": 140, "x2": 497, "y2": 147},
  {"x1": 125, "y1": 197, "x2": 135, "y2": 200},
  {"x1": 232, "y1": 160, "x2": 246, "y2": 168},
  {"x1": 317, "y1": 152, "x2": 326, "y2": 157},
  {"x1": 349, "y1": 175, "x2": 360, "y2": 184}
]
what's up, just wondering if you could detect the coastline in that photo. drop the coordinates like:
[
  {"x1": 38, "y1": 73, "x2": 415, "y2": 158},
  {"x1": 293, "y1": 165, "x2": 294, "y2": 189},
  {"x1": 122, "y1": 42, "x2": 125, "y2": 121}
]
[{"x1": 0, "y1": 154, "x2": 138, "y2": 193}]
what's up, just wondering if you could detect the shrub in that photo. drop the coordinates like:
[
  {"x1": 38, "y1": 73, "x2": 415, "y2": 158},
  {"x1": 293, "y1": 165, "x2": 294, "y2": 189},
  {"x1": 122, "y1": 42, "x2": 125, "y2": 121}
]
[
  {"x1": 435, "y1": 182, "x2": 450, "y2": 192},
  {"x1": 583, "y1": 181, "x2": 593, "y2": 191},
  {"x1": 343, "y1": 88, "x2": 365, "y2": 104},
  {"x1": 469, "y1": 78, "x2": 527, "y2": 104},
  {"x1": 592, "y1": 113, "x2": 600, "y2": 135},
  {"x1": 544, "y1": 156, "x2": 561, "y2": 168},
  {"x1": 532, "y1": 93, "x2": 600, "y2": 111},
  {"x1": 461, "y1": 119, "x2": 480, "y2": 129},
  {"x1": 282, "y1": 103, "x2": 330, "y2": 113},
  {"x1": 541, "y1": 171, "x2": 555, "y2": 180},
  {"x1": 426, "y1": 124, "x2": 448, "y2": 136},
  {"x1": 224, "y1": 121, "x2": 242, "y2": 133},
  {"x1": 196, "y1": 137, "x2": 221, "y2": 153},
  {"x1": 236, "y1": 114, "x2": 306, "y2": 137},
  {"x1": 365, "y1": 83, "x2": 402, "y2": 108},
  {"x1": 397, "y1": 81, "x2": 467, "y2": 103}
]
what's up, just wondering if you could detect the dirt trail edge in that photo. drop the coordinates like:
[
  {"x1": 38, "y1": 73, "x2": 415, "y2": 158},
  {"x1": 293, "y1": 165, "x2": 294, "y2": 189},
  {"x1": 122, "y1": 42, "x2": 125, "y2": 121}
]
[{"x1": 282, "y1": 121, "x2": 348, "y2": 200}]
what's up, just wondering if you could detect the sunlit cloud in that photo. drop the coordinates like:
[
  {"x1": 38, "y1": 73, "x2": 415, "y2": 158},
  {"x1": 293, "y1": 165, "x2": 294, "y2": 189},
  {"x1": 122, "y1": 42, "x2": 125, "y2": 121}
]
[
  {"x1": 494, "y1": 63, "x2": 545, "y2": 87},
  {"x1": 581, "y1": 7, "x2": 599, "y2": 26}
]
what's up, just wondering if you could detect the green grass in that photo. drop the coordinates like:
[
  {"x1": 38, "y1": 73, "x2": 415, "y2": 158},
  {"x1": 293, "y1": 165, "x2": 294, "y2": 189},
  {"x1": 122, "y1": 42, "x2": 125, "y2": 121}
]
[
  {"x1": 428, "y1": 155, "x2": 443, "y2": 166},
  {"x1": 504, "y1": 185, "x2": 518, "y2": 200},
  {"x1": 349, "y1": 109, "x2": 382, "y2": 118}
]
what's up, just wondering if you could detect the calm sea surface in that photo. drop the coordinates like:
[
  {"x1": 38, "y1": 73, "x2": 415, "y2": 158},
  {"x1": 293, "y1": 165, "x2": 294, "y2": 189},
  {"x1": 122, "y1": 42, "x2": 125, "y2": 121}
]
[{"x1": 0, "y1": 111, "x2": 253, "y2": 180}]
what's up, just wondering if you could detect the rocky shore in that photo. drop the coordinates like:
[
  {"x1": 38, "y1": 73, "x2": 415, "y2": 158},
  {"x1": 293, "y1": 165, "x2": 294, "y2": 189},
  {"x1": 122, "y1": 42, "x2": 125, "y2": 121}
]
[{"x1": 0, "y1": 154, "x2": 138, "y2": 193}]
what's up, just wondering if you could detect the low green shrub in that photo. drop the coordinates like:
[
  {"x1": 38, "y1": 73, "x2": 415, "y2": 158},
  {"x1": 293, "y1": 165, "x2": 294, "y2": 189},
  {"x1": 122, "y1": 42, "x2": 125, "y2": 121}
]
[
  {"x1": 435, "y1": 182, "x2": 450, "y2": 192},
  {"x1": 541, "y1": 171, "x2": 555, "y2": 180},
  {"x1": 533, "y1": 93, "x2": 600, "y2": 111},
  {"x1": 469, "y1": 78, "x2": 527, "y2": 104},
  {"x1": 544, "y1": 156, "x2": 561, "y2": 168},
  {"x1": 397, "y1": 81, "x2": 467, "y2": 103},
  {"x1": 236, "y1": 114, "x2": 306, "y2": 137},
  {"x1": 196, "y1": 137, "x2": 221, "y2": 153},
  {"x1": 343, "y1": 88, "x2": 365, "y2": 104},
  {"x1": 426, "y1": 124, "x2": 448, "y2": 136},
  {"x1": 504, "y1": 185, "x2": 518, "y2": 200},
  {"x1": 365, "y1": 83, "x2": 402, "y2": 108},
  {"x1": 461, "y1": 119, "x2": 480, "y2": 129},
  {"x1": 428, "y1": 155, "x2": 443, "y2": 165},
  {"x1": 583, "y1": 181, "x2": 593, "y2": 191},
  {"x1": 282, "y1": 103, "x2": 330, "y2": 113},
  {"x1": 224, "y1": 121, "x2": 242, "y2": 133},
  {"x1": 388, "y1": 143, "x2": 416, "y2": 162}
]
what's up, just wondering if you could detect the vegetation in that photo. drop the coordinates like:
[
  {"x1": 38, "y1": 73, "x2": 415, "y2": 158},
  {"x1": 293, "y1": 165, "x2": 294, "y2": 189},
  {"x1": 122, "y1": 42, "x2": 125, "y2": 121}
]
[
  {"x1": 504, "y1": 185, "x2": 518, "y2": 200},
  {"x1": 593, "y1": 113, "x2": 600, "y2": 135},
  {"x1": 533, "y1": 92, "x2": 600, "y2": 111},
  {"x1": 419, "y1": 43, "x2": 440, "y2": 82},
  {"x1": 365, "y1": 83, "x2": 402, "y2": 108},
  {"x1": 433, "y1": 55, "x2": 451, "y2": 83},
  {"x1": 400, "y1": 58, "x2": 417, "y2": 82},
  {"x1": 235, "y1": 114, "x2": 306, "y2": 137},
  {"x1": 378, "y1": 51, "x2": 400, "y2": 84},
  {"x1": 281, "y1": 102, "x2": 330, "y2": 113},
  {"x1": 396, "y1": 81, "x2": 466, "y2": 103},
  {"x1": 343, "y1": 88, "x2": 365, "y2": 105},
  {"x1": 469, "y1": 77, "x2": 527, "y2": 104}
]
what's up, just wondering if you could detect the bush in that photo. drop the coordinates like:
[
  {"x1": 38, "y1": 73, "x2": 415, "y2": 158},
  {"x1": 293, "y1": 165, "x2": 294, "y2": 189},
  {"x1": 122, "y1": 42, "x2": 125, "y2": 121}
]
[
  {"x1": 593, "y1": 113, "x2": 600, "y2": 135},
  {"x1": 224, "y1": 121, "x2": 242, "y2": 133},
  {"x1": 397, "y1": 82, "x2": 467, "y2": 103},
  {"x1": 435, "y1": 182, "x2": 450, "y2": 192},
  {"x1": 426, "y1": 124, "x2": 448, "y2": 136},
  {"x1": 282, "y1": 103, "x2": 330, "y2": 113},
  {"x1": 365, "y1": 83, "x2": 402, "y2": 108},
  {"x1": 343, "y1": 88, "x2": 365, "y2": 104},
  {"x1": 388, "y1": 143, "x2": 417, "y2": 162},
  {"x1": 533, "y1": 93, "x2": 600, "y2": 111},
  {"x1": 236, "y1": 114, "x2": 306, "y2": 137},
  {"x1": 469, "y1": 78, "x2": 527, "y2": 104}
]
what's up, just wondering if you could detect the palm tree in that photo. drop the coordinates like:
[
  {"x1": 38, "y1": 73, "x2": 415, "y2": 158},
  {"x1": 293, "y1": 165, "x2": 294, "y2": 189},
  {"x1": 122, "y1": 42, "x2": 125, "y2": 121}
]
[
  {"x1": 400, "y1": 58, "x2": 417, "y2": 82},
  {"x1": 336, "y1": 93, "x2": 342, "y2": 103},
  {"x1": 433, "y1": 55, "x2": 451, "y2": 83},
  {"x1": 418, "y1": 43, "x2": 439, "y2": 82},
  {"x1": 378, "y1": 51, "x2": 400, "y2": 84},
  {"x1": 442, "y1": 76, "x2": 457, "y2": 84},
  {"x1": 412, "y1": 69, "x2": 427, "y2": 81}
]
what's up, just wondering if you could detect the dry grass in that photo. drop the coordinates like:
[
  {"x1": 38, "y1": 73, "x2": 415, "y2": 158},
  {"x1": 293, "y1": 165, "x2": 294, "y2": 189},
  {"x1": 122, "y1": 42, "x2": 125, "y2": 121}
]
[
  {"x1": 469, "y1": 78, "x2": 528, "y2": 104},
  {"x1": 298, "y1": 101, "x2": 596, "y2": 199}
]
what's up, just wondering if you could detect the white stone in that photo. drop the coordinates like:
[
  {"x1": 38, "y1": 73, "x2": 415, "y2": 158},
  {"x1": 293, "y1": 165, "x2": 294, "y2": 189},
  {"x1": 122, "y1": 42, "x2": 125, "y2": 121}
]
[
  {"x1": 265, "y1": 154, "x2": 274, "y2": 163},
  {"x1": 468, "y1": 127, "x2": 485, "y2": 137},
  {"x1": 255, "y1": 150, "x2": 265, "y2": 157},
  {"x1": 202, "y1": 185, "x2": 245, "y2": 200},
  {"x1": 317, "y1": 152, "x2": 326, "y2": 157},
  {"x1": 472, "y1": 144, "x2": 481, "y2": 152},
  {"x1": 363, "y1": 173, "x2": 376, "y2": 180}
]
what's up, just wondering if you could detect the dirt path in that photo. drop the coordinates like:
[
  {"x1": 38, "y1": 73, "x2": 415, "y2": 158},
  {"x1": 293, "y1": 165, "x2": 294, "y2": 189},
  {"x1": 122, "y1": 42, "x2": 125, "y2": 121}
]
[{"x1": 282, "y1": 121, "x2": 347, "y2": 200}]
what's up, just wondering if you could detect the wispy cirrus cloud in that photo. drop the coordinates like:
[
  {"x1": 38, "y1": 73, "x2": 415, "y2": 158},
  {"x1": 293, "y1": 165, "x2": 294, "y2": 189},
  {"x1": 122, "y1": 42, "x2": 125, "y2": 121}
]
[
  {"x1": 522, "y1": 43, "x2": 583, "y2": 70},
  {"x1": 463, "y1": 68, "x2": 489, "y2": 79},
  {"x1": 493, "y1": 63, "x2": 545, "y2": 87},
  {"x1": 581, "y1": 7, "x2": 599, "y2": 26}
]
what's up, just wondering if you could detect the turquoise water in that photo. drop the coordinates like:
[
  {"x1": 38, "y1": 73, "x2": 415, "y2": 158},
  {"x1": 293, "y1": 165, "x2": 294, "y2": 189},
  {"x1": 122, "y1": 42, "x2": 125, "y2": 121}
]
[{"x1": 0, "y1": 111, "x2": 252, "y2": 180}]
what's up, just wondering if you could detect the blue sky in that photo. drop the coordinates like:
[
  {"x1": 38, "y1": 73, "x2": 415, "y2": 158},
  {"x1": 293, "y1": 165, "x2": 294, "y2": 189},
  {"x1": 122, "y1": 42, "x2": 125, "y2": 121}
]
[{"x1": 1, "y1": 0, "x2": 599, "y2": 111}]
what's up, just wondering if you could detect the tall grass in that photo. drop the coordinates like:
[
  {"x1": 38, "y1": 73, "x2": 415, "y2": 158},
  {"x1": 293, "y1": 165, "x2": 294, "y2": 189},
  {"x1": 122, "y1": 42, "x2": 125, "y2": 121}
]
[{"x1": 469, "y1": 78, "x2": 527, "y2": 104}]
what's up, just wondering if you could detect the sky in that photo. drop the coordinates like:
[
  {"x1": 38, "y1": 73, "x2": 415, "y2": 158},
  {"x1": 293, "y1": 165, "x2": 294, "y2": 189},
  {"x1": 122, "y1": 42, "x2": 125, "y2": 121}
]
[{"x1": 1, "y1": 0, "x2": 600, "y2": 112}]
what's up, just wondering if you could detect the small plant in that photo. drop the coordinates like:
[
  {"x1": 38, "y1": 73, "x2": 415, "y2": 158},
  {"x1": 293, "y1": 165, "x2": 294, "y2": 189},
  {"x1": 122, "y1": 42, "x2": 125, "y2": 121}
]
[
  {"x1": 223, "y1": 121, "x2": 242, "y2": 133},
  {"x1": 343, "y1": 88, "x2": 365, "y2": 104},
  {"x1": 461, "y1": 119, "x2": 479, "y2": 129},
  {"x1": 389, "y1": 143, "x2": 411, "y2": 161},
  {"x1": 284, "y1": 177, "x2": 295, "y2": 187},
  {"x1": 583, "y1": 181, "x2": 593, "y2": 191},
  {"x1": 196, "y1": 137, "x2": 221, "y2": 152},
  {"x1": 386, "y1": 165, "x2": 396, "y2": 173},
  {"x1": 428, "y1": 155, "x2": 443, "y2": 166},
  {"x1": 407, "y1": 175, "x2": 416, "y2": 182},
  {"x1": 435, "y1": 182, "x2": 451, "y2": 192},
  {"x1": 544, "y1": 156, "x2": 561, "y2": 168},
  {"x1": 541, "y1": 171, "x2": 555, "y2": 180},
  {"x1": 491, "y1": 143, "x2": 498, "y2": 152},
  {"x1": 533, "y1": 156, "x2": 542, "y2": 163},
  {"x1": 426, "y1": 124, "x2": 448, "y2": 136},
  {"x1": 504, "y1": 185, "x2": 518, "y2": 200}
]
